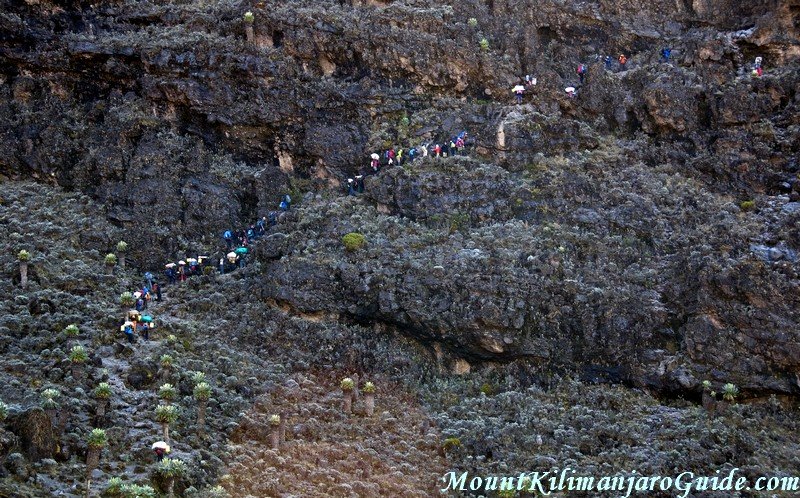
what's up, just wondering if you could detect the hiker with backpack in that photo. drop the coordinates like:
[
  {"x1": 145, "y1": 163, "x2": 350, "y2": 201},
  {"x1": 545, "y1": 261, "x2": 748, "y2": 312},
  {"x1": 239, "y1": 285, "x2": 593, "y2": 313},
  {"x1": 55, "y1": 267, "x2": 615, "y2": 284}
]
[
  {"x1": 618, "y1": 54, "x2": 627, "y2": 70},
  {"x1": 152, "y1": 281, "x2": 162, "y2": 302},
  {"x1": 660, "y1": 47, "x2": 671, "y2": 63},
  {"x1": 223, "y1": 230, "x2": 233, "y2": 250},
  {"x1": 604, "y1": 55, "x2": 612, "y2": 69},
  {"x1": 577, "y1": 63, "x2": 587, "y2": 84},
  {"x1": 355, "y1": 175, "x2": 365, "y2": 193},
  {"x1": 347, "y1": 178, "x2": 356, "y2": 196},
  {"x1": 121, "y1": 321, "x2": 135, "y2": 344},
  {"x1": 456, "y1": 136, "x2": 465, "y2": 155},
  {"x1": 434, "y1": 144, "x2": 442, "y2": 157}
]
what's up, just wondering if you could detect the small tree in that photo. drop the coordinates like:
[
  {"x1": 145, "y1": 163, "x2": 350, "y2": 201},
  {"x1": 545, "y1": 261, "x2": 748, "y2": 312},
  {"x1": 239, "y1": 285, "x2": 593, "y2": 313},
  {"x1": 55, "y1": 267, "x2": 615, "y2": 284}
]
[
  {"x1": 160, "y1": 354, "x2": 174, "y2": 382},
  {"x1": 104, "y1": 477, "x2": 123, "y2": 496},
  {"x1": 155, "y1": 405, "x2": 178, "y2": 442},
  {"x1": 120, "y1": 292, "x2": 135, "y2": 307},
  {"x1": 191, "y1": 371, "x2": 206, "y2": 384},
  {"x1": 467, "y1": 17, "x2": 478, "y2": 27},
  {"x1": 193, "y1": 382, "x2": 211, "y2": 438},
  {"x1": 18, "y1": 249, "x2": 30, "y2": 288},
  {"x1": 85, "y1": 428, "x2": 107, "y2": 497},
  {"x1": 41, "y1": 388, "x2": 61, "y2": 425},
  {"x1": 269, "y1": 414, "x2": 280, "y2": 449},
  {"x1": 363, "y1": 382, "x2": 376, "y2": 416},
  {"x1": 105, "y1": 253, "x2": 118, "y2": 275},
  {"x1": 244, "y1": 11, "x2": 255, "y2": 46},
  {"x1": 479, "y1": 37, "x2": 489, "y2": 51},
  {"x1": 156, "y1": 458, "x2": 187, "y2": 498},
  {"x1": 722, "y1": 383, "x2": 739, "y2": 402},
  {"x1": 69, "y1": 345, "x2": 89, "y2": 380},
  {"x1": 160, "y1": 354, "x2": 174, "y2": 369},
  {"x1": 116, "y1": 241, "x2": 128, "y2": 268},
  {"x1": 93, "y1": 382, "x2": 112, "y2": 418},
  {"x1": 65, "y1": 324, "x2": 80, "y2": 337},
  {"x1": 341, "y1": 378, "x2": 354, "y2": 415},
  {"x1": 158, "y1": 384, "x2": 177, "y2": 405},
  {"x1": 120, "y1": 483, "x2": 156, "y2": 498}
]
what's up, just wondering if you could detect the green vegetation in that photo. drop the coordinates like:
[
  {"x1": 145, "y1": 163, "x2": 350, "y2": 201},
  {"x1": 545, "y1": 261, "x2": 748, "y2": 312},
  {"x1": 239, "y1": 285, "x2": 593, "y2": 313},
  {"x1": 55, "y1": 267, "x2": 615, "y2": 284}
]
[
  {"x1": 722, "y1": 383, "x2": 739, "y2": 402},
  {"x1": 105, "y1": 253, "x2": 118, "y2": 265},
  {"x1": 342, "y1": 232, "x2": 366, "y2": 251},
  {"x1": 69, "y1": 345, "x2": 88, "y2": 363},
  {"x1": 94, "y1": 382, "x2": 112, "y2": 400},
  {"x1": 243, "y1": 11, "x2": 254, "y2": 23},
  {"x1": 105, "y1": 477, "x2": 124, "y2": 495},
  {"x1": 17, "y1": 249, "x2": 30, "y2": 262},
  {"x1": 0, "y1": 400, "x2": 8, "y2": 422},
  {"x1": 41, "y1": 388, "x2": 60, "y2": 410},
  {"x1": 269, "y1": 414, "x2": 281, "y2": 426},
  {"x1": 158, "y1": 384, "x2": 177, "y2": 403},
  {"x1": 480, "y1": 383, "x2": 494, "y2": 396},
  {"x1": 87, "y1": 428, "x2": 108, "y2": 449},
  {"x1": 116, "y1": 241, "x2": 128, "y2": 253},
  {"x1": 479, "y1": 37, "x2": 489, "y2": 51},
  {"x1": 363, "y1": 382, "x2": 376, "y2": 394},
  {"x1": 340, "y1": 377, "x2": 355, "y2": 391},
  {"x1": 120, "y1": 292, "x2": 135, "y2": 307},
  {"x1": 740, "y1": 200, "x2": 755, "y2": 211},
  {"x1": 64, "y1": 324, "x2": 80, "y2": 337},
  {"x1": 155, "y1": 404, "x2": 179, "y2": 424},
  {"x1": 443, "y1": 437, "x2": 461, "y2": 451},
  {"x1": 160, "y1": 354, "x2": 174, "y2": 369},
  {"x1": 467, "y1": 17, "x2": 478, "y2": 27},
  {"x1": 156, "y1": 457, "x2": 187, "y2": 478},
  {"x1": 191, "y1": 371, "x2": 206, "y2": 384},
  {"x1": 193, "y1": 382, "x2": 211, "y2": 401}
]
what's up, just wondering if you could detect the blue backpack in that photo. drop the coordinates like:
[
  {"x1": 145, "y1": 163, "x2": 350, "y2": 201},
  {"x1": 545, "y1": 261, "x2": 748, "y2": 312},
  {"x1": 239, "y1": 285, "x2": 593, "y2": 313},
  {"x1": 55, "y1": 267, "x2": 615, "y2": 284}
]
[{"x1": 224, "y1": 230, "x2": 232, "y2": 239}]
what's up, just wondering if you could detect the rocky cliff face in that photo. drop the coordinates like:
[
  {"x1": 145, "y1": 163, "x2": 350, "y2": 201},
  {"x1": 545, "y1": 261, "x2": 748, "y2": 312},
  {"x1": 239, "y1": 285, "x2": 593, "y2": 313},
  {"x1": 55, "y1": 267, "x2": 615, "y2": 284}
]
[
  {"x1": 2, "y1": 0, "x2": 799, "y2": 396},
  {"x1": 1, "y1": 0, "x2": 800, "y2": 494}
]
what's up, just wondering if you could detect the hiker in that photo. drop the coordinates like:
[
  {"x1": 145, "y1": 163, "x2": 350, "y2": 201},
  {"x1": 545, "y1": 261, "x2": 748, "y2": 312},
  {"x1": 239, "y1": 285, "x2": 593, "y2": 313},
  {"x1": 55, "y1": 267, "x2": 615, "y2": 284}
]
[
  {"x1": 153, "y1": 281, "x2": 162, "y2": 302},
  {"x1": 660, "y1": 47, "x2": 671, "y2": 62},
  {"x1": 618, "y1": 54, "x2": 627, "y2": 69},
  {"x1": 347, "y1": 178, "x2": 356, "y2": 196},
  {"x1": 134, "y1": 292, "x2": 144, "y2": 312},
  {"x1": 279, "y1": 199, "x2": 289, "y2": 211},
  {"x1": 456, "y1": 136, "x2": 465, "y2": 155},
  {"x1": 144, "y1": 272, "x2": 154, "y2": 289},
  {"x1": 434, "y1": 144, "x2": 441, "y2": 157},
  {"x1": 121, "y1": 321, "x2": 135, "y2": 344},
  {"x1": 577, "y1": 64, "x2": 587, "y2": 84},
  {"x1": 139, "y1": 320, "x2": 150, "y2": 341},
  {"x1": 223, "y1": 230, "x2": 233, "y2": 250},
  {"x1": 268, "y1": 211, "x2": 277, "y2": 226},
  {"x1": 218, "y1": 258, "x2": 225, "y2": 274},
  {"x1": 165, "y1": 264, "x2": 176, "y2": 285},
  {"x1": 177, "y1": 262, "x2": 187, "y2": 282},
  {"x1": 754, "y1": 56, "x2": 762, "y2": 69},
  {"x1": 387, "y1": 148, "x2": 396, "y2": 165},
  {"x1": 565, "y1": 86, "x2": 577, "y2": 98},
  {"x1": 257, "y1": 217, "x2": 266, "y2": 235},
  {"x1": 283, "y1": 194, "x2": 292, "y2": 209},
  {"x1": 396, "y1": 148, "x2": 404, "y2": 165},
  {"x1": 513, "y1": 83, "x2": 525, "y2": 103},
  {"x1": 355, "y1": 175, "x2": 365, "y2": 193},
  {"x1": 247, "y1": 227, "x2": 255, "y2": 241},
  {"x1": 604, "y1": 55, "x2": 612, "y2": 69},
  {"x1": 524, "y1": 74, "x2": 537, "y2": 87},
  {"x1": 152, "y1": 442, "x2": 170, "y2": 462},
  {"x1": 408, "y1": 147, "x2": 417, "y2": 162},
  {"x1": 420, "y1": 144, "x2": 428, "y2": 157},
  {"x1": 448, "y1": 139, "x2": 456, "y2": 156}
]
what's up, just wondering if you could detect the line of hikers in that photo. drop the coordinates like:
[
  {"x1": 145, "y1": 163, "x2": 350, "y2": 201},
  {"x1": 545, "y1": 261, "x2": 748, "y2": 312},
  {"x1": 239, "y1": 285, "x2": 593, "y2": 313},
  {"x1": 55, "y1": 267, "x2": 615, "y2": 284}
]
[
  {"x1": 514, "y1": 50, "x2": 765, "y2": 102},
  {"x1": 347, "y1": 133, "x2": 470, "y2": 195}
]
